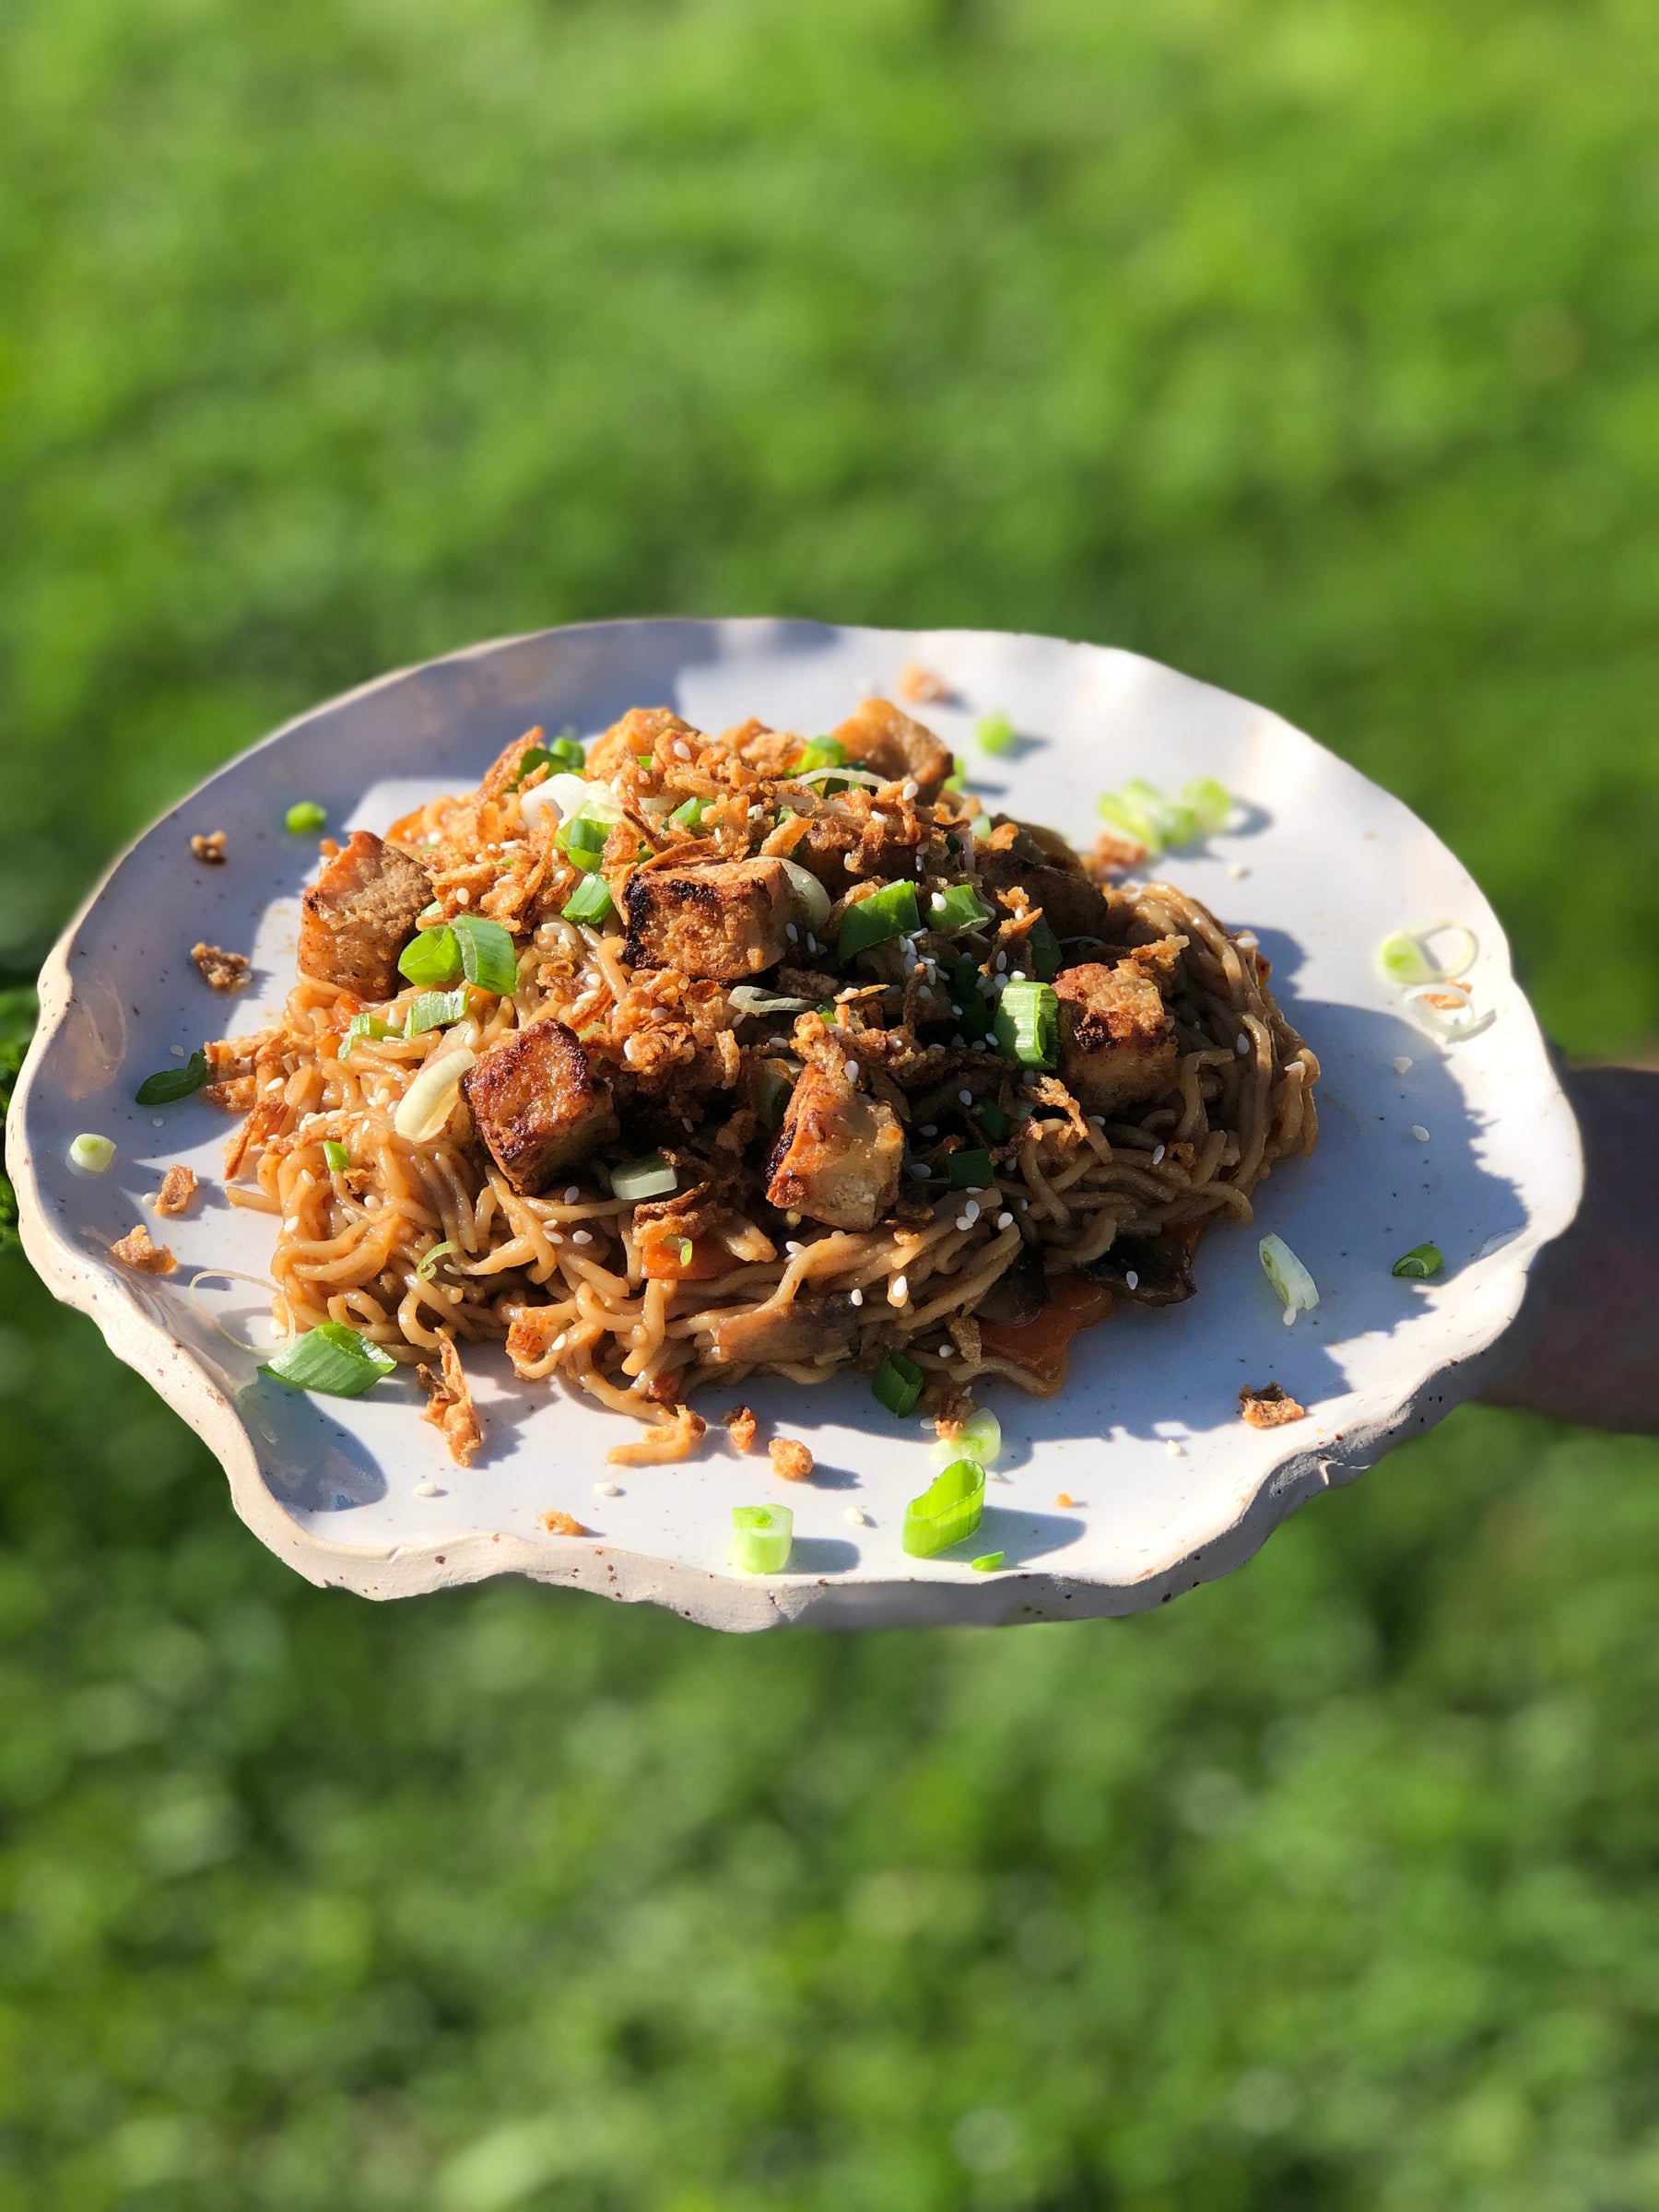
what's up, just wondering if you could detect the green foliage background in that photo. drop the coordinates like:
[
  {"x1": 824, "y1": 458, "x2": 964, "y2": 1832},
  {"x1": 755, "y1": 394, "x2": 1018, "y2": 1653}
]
[{"x1": 4, "y1": 2, "x2": 1659, "y2": 2205}]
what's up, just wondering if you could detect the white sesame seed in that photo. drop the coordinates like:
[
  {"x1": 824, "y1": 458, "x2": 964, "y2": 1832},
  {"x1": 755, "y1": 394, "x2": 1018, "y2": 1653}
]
[
  {"x1": 454, "y1": 888, "x2": 471, "y2": 907},
  {"x1": 265, "y1": 1077, "x2": 284, "y2": 1094},
  {"x1": 996, "y1": 1211, "x2": 1014, "y2": 1229},
  {"x1": 962, "y1": 1200, "x2": 980, "y2": 1224},
  {"x1": 169, "y1": 1043, "x2": 186, "y2": 1059},
  {"x1": 549, "y1": 1230, "x2": 563, "y2": 1244},
  {"x1": 920, "y1": 1124, "x2": 938, "y2": 1137},
  {"x1": 908, "y1": 1159, "x2": 932, "y2": 1179},
  {"x1": 563, "y1": 1185, "x2": 581, "y2": 1204},
  {"x1": 931, "y1": 892, "x2": 947, "y2": 912},
  {"x1": 571, "y1": 1230, "x2": 594, "y2": 1245},
  {"x1": 955, "y1": 1216, "x2": 971, "y2": 1232},
  {"x1": 940, "y1": 1343, "x2": 955, "y2": 1359},
  {"x1": 844, "y1": 1059, "x2": 860, "y2": 1084},
  {"x1": 967, "y1": 1185, "x2": 984, "y2": 1195},
  {"x1": 806, "y1": 934, "x2": 820, "y2": 956},
  {"x1": 1394, "y1": 1056, "x2": 1414, "y2": 1075},
  {"x1": 845, "y1": 1505, "x2": 869, "y2": 1525},
  {"x1": 1235, "y1": 1032, "x2": 1251, "y2": 1054},
  {"x1": 994, "y1": 951, "x2": 1007, "y2": 971},
  {"x1": 550, "y1": 1333, "x2": 567, "y2": 1352},
  {"x1": 1283, "y1": 1306, "x2": 1298, "y2": 1327},
  {"x1": 413, "y1": 1480, "x2": 441, "y2": 1498},
  {"x1": 785, "y1": 922, "x2": 800, "y2": 943},
  {"x1": 1152, "y1": 1144, "x2": 1165, "y2": 1164},
  {"x1": 850, "y1": 1287, "x2": 865, "y2": 1307},
  {"x1": 900, "y1": 779, "x2": 920, "y2": 800},
  {"x1": 672, "y1": 738, "x2": 692, "y2": 759},
  {"x1": 785, "y1": 1240, "x2": 804, "y2": 1256},
  {"x1": 1009, "y1": 969, "x2": 1027, "y2": 983},
  {"x1": 951, "y1": 1033, "x2": 966, "y2": 1048},
  {"x1": 151, "y1": 1116, "x2": 164, "y2": 1128},
  {"x1": 1088, "y1": 1113, "x2": 1105, "y2": 1126},
  {"x1": 1412, "y1": 1124, "x2": 1430, "y2": 1144},
  {"x1": 595, "y1": 1480, "x2": 621, "y2": 1498},
  {"x1": 1165, "y1": 1438, "x2": 1185, "y2": 1457},
  {"x1": 1125, "y1": 1269, "x2": 1139, "y2": 1290},
  {"x1": 888, "y1": 1274, "x2": 909, "y2": 1305},
  {"x1": 747, "y1": 803, "x2": 764, "y2": 819},
  {"x1": 1227, "y1": 862, "x2": 1248, "y2": 879}
]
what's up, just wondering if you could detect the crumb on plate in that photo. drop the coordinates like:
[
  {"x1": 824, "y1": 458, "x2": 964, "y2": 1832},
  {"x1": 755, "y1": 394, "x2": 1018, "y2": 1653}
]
[
  {"x1": 191, "y1": 942, "x2": 252, "y2": 993},
  {"x1": 110, "y1": 1223, "x2": 175, "y2": 1275},
  {"x1": 418, "y1": 1331, "x2": 482, "y2": 1465},
  {"x1": 538, "y1": 1509, "x2": 589, "y2": 1536},
  {"x1": 152, "y1": 1163, "x2": 198, "y2": 1217},
  {"x1": 606, "y1": 1403, "x2": 707, "y2": 1465},
  {"x1": 724, "y1": 1404, "x2": 759, "y2": 1454},
  {"x1": 897, "y1": 661, "x2": 950, "y2": 704},
  {"x1": 190, "y1": 830, "x2": 227, "y2": 865},
  {"x1": 769, "y1": 1435, "x2": 814, "y2": 1482},
  {"x1": 1240, "y1": 1381, "x2": 1306, "y2": 1430}
]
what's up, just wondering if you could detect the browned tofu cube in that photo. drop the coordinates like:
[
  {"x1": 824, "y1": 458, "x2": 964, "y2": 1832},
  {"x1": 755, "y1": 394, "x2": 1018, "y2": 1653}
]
[
  {"x1": 299, "y1": 830, "x2": 432, "y2": 1000},
  {"x1": 1053, "y1": 961, "x2": 1179, "y2": 1115},
  {"x1": 460, "y1": 1019, "x2": 618, "y2": 1194},
  {"x1": 765, "y1": 1065, "x2": 904, "y2": 1230},
  {"x1": 828, "y1": 697, "x2": 954, "y2": 800},
  {"x1": 622, "y1": 858, "x2": 794, "y2": 981},
  {"x1": 976, "y1": 852, "x2": 1109, "y2": 943},
  {"x1": 797, "y1": 805, "x2": 925, "y2": 896}
]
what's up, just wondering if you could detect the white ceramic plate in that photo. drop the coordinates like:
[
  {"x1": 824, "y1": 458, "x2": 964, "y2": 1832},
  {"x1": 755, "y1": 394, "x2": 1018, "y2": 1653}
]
[{"x1": 7, "y1": 619, "x2": 1580, "y2": 1630}]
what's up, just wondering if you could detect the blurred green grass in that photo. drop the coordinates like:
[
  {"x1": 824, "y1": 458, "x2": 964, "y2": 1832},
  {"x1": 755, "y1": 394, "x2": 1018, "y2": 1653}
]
[{"x1": 4, "y1": 1, "x2": 1659, "y2": 2206}]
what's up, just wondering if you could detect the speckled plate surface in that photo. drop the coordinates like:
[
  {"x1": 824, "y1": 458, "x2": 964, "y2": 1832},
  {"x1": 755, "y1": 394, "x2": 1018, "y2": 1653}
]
[{"x1": 7, "y1": 619, "x2": 1581, "y2": 1630}]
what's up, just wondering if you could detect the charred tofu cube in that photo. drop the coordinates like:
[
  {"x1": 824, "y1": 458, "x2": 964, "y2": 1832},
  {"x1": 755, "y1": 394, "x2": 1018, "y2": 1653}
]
[
  {"x1": 299, "y1": 831, "x2": 432, "y2": 1000},
  {"x1": 1053, "y1": 961, "x2": 1180, "y2": 1115},
  {"x1": 765, "y1": 1065, "x2": 904, "y2": 1230},
  {"x1": 976, "y1": 852, "x2": 1109, "y2": 943},
  {"x1": 460, "y1": 1019, "x2": 618, "y2": 1194},
  {"x1": 623, "y1": 858, "x2": 794, "y2": 981},
  {"x1": 828, "y1": 697, "x2": 953, "y2": 800}
]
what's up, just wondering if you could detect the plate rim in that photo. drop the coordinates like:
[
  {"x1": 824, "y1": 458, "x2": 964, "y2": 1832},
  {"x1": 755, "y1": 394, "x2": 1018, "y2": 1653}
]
[{"x1": 6, "y1": 616, "x2": 1584, "y2": 1629}]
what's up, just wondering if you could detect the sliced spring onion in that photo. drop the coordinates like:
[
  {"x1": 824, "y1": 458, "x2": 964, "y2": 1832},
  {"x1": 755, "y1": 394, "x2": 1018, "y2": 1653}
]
[
  {"x1": 1259, "y1": 1232, "x2": 1319, "y2": 1323},
  {"x1": 262, "y1": 1319, "x2": 396, "y2": 1398},
  {"x1": 970, "y1": 814, "x2": 994, "y2": 841},
  {"x1": 1401, "y1": 982, "x2": 1496, "y2": 1045},
  {"x1": 1378, "y1": 922, "x2": 1479, "y2": 987},
  {"x1": 393, "y1": 1046, "x2": 476, "y2": 1143},
  {"x1": 547, "y1": 732, "x2": 586, "y2": 771},
  {"x1": 135, "y1": 1051, "x2": 208, "y2": 1105},
  {"x1": 927, "y1": 883, "x2": 994, "y2": 933},
  {"x1": 947, "y1": 1147, "x2": 994, "y2": 1190},
  {"x1": 973, "y1": 1099, "x2": 1012, "y2": 1140},
  {"x1": 971, "y1": 1552, "x2": 1005, "y2": 1572},
  {"x1": 1026, "y1": 917, "x2": 1062, "y2": 982},
  {"x1": 756, "y1": 1065, "x2": 793, "y2": 1130},
  {"x1": 947, "y1": 957, "x2": 992, "y2": 1041},
  {"x1": 838, "y1": 880, "x2": 922, "y2": 961},
  {"x1": 339, "y1": 1012, "x2": 397, "y2": 1058},
  {"x1": 778, "y1": 858, "x2": 833, "y2": 934},
  {"x1": 1392, "y1": 1242, "x2": 1443, "y2": 1279},
  {"x1": 872, "y1": 1350, "x2": 925, "y2": 1418},
  {"x1": 677, "y1": 1238, "x2": 694, "y2": 1265},
  {"x1": 902, "y1": 1458, "x2": 985, "y2": 1557},
  {"x1": 669, "y1": 795, "x2": 708, "y2": 830},
  {"x1": 559, "y1": 812, "x2": 609, "y2": 857},
  {"x1": 286, "y1": 800, "x2": 326, "y2": 834},
  {"x1": 512, "y1": 745, "x2": 555, "y2": 786},
  {"x1": 323, "y1": 1139, "x2": 351, "y2": 1172},
  {"x1": 1183, "y1": 775, "x2": 1232, "y2": 833},
  {"x1": 453, "y1": 913, "x2": 520, "y2": 995},
  {"x1": 977, "y1": 713, "x2": 1016, "y2": 756},
  {"x1": 398, "y1": 925, "x2": 463, "y2": 988},
  {"x1": 729, "y1": 985, "x2": 816, "y2": 1017},
  {"x1": 610, "y1": 1152, "x2": 677, "y2": 1201},
  {"x1": 794, "y1": 736, "x2": 847, "y2": 772},
  {"x1": 405, "y1": 987, "x2": 468, "y2": 1037},
  {"x1": 68, "y1": 1133, "x2": 116, "y2": 1172},
  {"x1": 416, "y1": 1239, "x2": 455, "y2": 1280},
  {"x1": 942, "y1": 765, "x2": 967, "y2": 794},
  {"x1": 933, "y1": 1406, "x2": 1002, "y2": 1470},
  {"x1": 730, "y1": 1503, "x2": 794, "y2": 1575},
  {"x1": 561, "y1": 875, "x2": 616, "y2": 926},
  {"x1": 994, "y1": 980, "x2": 1059, "y2": 1070}
]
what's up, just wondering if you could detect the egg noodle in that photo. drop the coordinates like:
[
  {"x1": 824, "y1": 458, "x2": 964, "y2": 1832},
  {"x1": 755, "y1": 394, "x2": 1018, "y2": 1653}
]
[{"x1": 206, "y1": 702, "x2": 1318, "y2": 1462}]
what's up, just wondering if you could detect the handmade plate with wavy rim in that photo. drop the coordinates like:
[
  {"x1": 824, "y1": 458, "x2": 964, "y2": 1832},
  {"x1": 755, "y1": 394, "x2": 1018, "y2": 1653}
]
[{"x1": 7, "y1": 619, "x2": 1581, "y2": 1630}]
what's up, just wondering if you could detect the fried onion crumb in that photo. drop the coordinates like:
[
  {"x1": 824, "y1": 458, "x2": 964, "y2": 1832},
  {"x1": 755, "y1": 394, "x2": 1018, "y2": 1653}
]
[
  {"x1": 897, "y1": 661, "x2": 950, "y2": 703},
  {"x1": 1239, "y1": 1382, "x2": 1306, "y2": 1430},
  {"x1": 191, "y1": 942, "x2": 252, "y2": 993},
  {"x1": 110, "y1": 1223, "x2": 176, "y2": 1275},
  {"x1": 606, "y1": 1403, "x2": 707, "y2": 1465},
  {"x1": 418, "y1": 1332, "x2": 482, "y2": 1465},
  {"x1": 769, "y1": 1436, "x2": 814, "y2": 1482},
  {"x1": 537, "y1": 1509, "x2": 589, "y2": 1535},
  {"x1": 724, "y1": 1405, "x2": 759, "y2": 1453},
  {"x1": 152, "y1": 1163, "x2": 198, "y2": 1217},
  {"x1": 190, "y1": 830, "x2": 227, "y2": 865}
]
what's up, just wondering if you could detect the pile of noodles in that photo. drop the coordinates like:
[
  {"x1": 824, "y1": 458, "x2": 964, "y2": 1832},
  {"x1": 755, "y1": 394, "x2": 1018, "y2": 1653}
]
[{"x1": 207, "y1": 733, "x2": 1318, "y2": 1458}]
